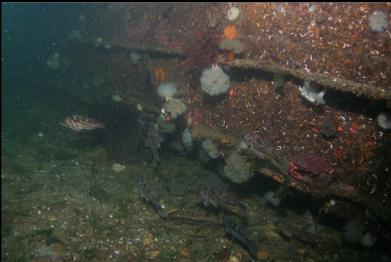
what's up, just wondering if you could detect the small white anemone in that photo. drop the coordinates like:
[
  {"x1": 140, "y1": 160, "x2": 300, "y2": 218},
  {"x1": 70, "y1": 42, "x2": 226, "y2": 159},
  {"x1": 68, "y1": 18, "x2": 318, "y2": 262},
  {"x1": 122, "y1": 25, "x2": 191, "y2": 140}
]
[
  {"x1": 112, "y1": 94, "x2": 122, "y2": 103},
  {"x1": 157, "y1": 82, "x2": 178, "y2": 100},
  {"x1": 182, "y1": 127, "x2": 193, "y2": 149},
  {"x1": 376, "y1": 112, "x2": 391, "y2": 130},
  {"x1": 202, "y1": 139, "x2": 219, "y2": 159},
  {"x1": 368, "y1": 10, "x2": 389, "y2": 33},
  {"x1": 227, "y1": 7, "x2": 240, "y2": 21},
  {"x1": 263, "y1": 191, "x2": 281, "y2": 207}
]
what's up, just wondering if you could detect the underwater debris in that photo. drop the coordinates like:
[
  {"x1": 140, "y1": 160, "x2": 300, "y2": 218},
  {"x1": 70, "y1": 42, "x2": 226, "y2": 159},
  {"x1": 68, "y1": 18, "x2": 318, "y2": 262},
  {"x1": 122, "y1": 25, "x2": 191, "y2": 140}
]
[
  {"x1": 299, "y1": 80, "x2": 326, "y2": 105},
  {"x1": 200, "y1": 65, "x2": 231, "y2": 96},
  {"x1": 227, "y1": 7, "x2": 240, "y2": 21}
]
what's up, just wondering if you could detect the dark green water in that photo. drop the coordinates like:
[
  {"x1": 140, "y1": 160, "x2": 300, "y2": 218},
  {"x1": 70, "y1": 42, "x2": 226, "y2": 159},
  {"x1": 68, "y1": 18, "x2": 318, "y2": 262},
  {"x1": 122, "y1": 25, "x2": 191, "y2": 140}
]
[{"x1": 2, "y1": 3, "x2": 390, "y2": 261}]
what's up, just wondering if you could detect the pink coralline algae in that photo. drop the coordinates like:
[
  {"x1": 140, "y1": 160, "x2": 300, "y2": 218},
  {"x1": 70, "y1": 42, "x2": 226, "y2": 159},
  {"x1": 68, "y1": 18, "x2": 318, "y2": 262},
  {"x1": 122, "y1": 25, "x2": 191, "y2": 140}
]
[
  {"x1": 152, "y1": 19, "x2": 181, "y2": 49},
  {"x1": 184, "y1": 108, "x2": 204, "y2": 125},
  {"x1": 155, "y1": 32, "x2": 180, "y2": 49},
  {"x1": 185, "y1": 29, "x2": 221, "y2": 71},
  {"x1": 291, "y1": 153, "x2": 335, "y2": 176},
  {"x1": 289, "y1": 154, "x2": 337, "y2": 190},
  {"x1": 125, "y1": 20, "x2": 151, "y2": 43}
]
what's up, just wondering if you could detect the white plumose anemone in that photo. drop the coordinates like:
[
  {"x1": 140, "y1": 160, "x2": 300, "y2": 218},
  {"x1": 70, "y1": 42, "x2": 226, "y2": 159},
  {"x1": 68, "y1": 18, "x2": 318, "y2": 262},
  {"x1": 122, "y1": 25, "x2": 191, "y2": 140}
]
[
  {"x1": 227, "y1": 7, "x2": 240, "y2": 21},
  {"x1": 163, "y1": 98, "x2": 187, "y2": 119},
  {"x1": 157, "y1": 82, "x2": 178, "y2": 100},
  {"x1": 368, "y1": 10, "x2": 389, "y2": 33},
  {"x1": 200, "y1": 65, "x2": 230, "y2": 96}
]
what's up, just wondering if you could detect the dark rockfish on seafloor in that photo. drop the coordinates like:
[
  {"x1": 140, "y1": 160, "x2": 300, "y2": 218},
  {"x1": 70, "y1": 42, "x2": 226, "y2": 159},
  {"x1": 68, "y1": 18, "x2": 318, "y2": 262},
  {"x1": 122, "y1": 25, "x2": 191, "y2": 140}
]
[
  {"x1": 60, "y1": 115, "x2": 105, "y2": 132},
  {"x1": 223, "y1": 217, "x2": 258, "y2": 259},
  {"x1": 138, "y1": 175, "x2": 167, "y2": 219},
  {"x1": 145, "y1": 123, "x2": 161, "y2": 166},
  {"x1": 199, "y1": 185, "x2": 247, "y2": 215}
]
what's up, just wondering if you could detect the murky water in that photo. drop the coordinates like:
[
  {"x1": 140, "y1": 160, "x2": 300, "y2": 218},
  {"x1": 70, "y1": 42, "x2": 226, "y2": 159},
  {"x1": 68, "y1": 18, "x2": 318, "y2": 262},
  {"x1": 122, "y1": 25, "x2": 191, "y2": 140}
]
[{"x1": 2, "y1": 3, "x2": 391, "y2": 261}]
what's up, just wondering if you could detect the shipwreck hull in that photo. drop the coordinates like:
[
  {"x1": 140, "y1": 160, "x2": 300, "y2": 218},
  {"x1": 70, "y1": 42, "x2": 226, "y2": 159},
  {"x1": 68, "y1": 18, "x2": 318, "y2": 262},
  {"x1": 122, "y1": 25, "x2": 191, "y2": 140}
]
[{"x1": 52, "y1": 3, "x2": 391, "y2": 226}]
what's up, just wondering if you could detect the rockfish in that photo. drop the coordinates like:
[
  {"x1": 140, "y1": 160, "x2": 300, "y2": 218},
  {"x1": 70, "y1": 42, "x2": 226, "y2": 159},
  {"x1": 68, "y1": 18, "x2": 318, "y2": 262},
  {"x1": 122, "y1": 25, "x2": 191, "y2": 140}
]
[
  {"x1": 223, "y1": 217, "x2": 258, "y2": 259},
  {"x1": 199, "y1": 185, "x2": 247, "y2": 216},
  {"x1": 145, "y1": 123, "x2": 161, "y2": 166},
  {"x1": 60, "y1": 115, "x2": 105, "y2": 132}
]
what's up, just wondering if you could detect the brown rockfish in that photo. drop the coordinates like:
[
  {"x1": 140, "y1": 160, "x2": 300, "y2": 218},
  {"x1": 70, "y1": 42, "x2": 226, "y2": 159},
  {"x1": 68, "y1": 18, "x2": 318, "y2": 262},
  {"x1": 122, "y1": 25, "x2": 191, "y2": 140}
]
[{"x1": 60, "y1": 115, "x2": 105, "y2": 132}]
